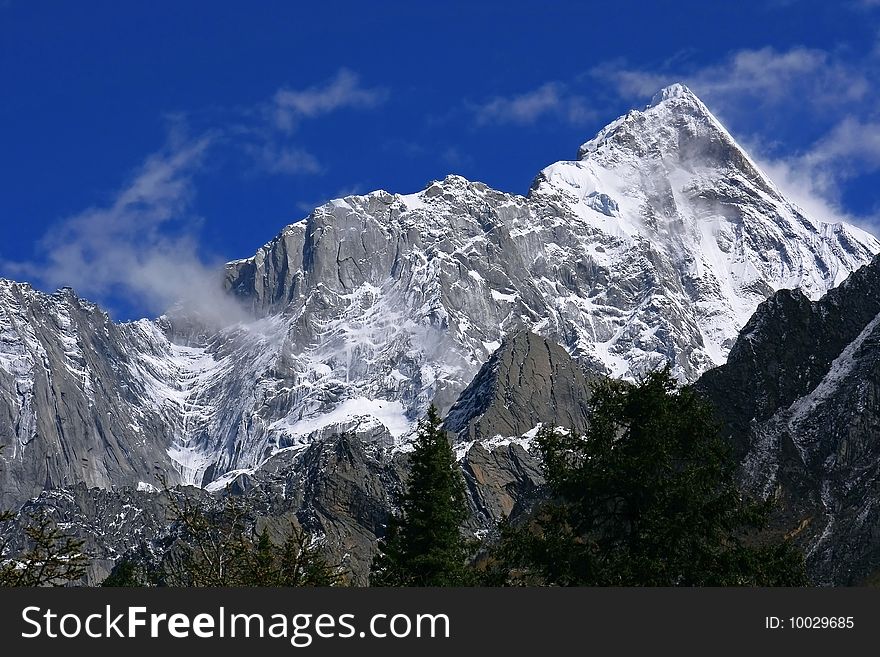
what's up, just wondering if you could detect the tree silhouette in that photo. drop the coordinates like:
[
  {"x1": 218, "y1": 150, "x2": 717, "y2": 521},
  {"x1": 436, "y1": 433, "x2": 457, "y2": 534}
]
[
  {"x1": 486, "y1": 369, "x2": 807, "y2": 586},
  {"x1": 371, "y1": 405, "x2": 472, "y2": 586}
]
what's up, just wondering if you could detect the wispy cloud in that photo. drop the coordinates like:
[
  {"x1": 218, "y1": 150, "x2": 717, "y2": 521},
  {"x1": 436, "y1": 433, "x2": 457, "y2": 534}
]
[
  {"x1": 472, "y1": 82, "x2": 594, "y2": 126},
  {"x1": 1, "y1": 69, "x2": 389, "y2": 321},
  {"x1": 234, "y1": 68, "x2": 387, "y2": 176},
  {"x1": 246, "y1": 143, "x2": 323, "y2": 175},
  {"x1": 272, "y1": 69, "x2": 387, "y2": 132},
  {"x1": 440, "y1": 146, "x2": 473, "y2": 171},
  {"x1": 3, "y1": 135, "x2": 254, "y2": 325},
  {"x1": 800, "y1": 118, "x2": 880, "y2": 181},
  {"x1": 593, "y1": 47, "x2": 869, "y2": 113},
  {"x1": 752, "y1": 118, "x2": 880, "y2": 228}
]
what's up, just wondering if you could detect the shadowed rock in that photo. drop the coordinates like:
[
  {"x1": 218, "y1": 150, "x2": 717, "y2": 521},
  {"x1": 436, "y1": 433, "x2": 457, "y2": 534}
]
[{"x1": 444, "y1": 331, "x2": 596, "y2": 442}]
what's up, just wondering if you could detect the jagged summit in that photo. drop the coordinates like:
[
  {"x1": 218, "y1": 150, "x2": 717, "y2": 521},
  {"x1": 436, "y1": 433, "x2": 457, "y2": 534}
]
[
  {"x1": 647, "y1": 82, "x2": 696, "y2": 107},
  {"x1": 532, "y1": 85, "x2": 879, "y2": 356},
  {"x1": 574, "y1": 81, "x2": 754, "y2": 175}
]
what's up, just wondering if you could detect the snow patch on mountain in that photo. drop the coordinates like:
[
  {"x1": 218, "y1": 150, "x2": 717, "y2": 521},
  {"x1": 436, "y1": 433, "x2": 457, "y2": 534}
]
[{"x1": 271, "y1": 397, "x2": 410, "y2": 444}]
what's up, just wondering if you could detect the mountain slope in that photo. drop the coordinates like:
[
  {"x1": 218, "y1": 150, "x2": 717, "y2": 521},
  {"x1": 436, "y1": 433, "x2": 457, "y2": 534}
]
[
  {"x1": 532, "y1": 83, "x2": 876, "y2": 373},
  {"x1": 0, "y1": 331, "x2": 583, "y2": 584},
  {"x1": 1, "y1": 84, "x2": 877, "y2": 503},
  {"x1": 697, "y1": 254, "x2": 880, "y2": 584},
  {"x1": 0, "y1": 281, "x2": 180, "y2": 507}
]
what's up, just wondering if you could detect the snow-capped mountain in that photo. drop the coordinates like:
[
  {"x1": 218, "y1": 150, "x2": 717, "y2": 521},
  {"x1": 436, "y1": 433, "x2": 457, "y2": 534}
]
[
  {"x1": 536, "y1": 83, "x2": 877, "y2": 372},
  {"x1": 1, "y1": 84, "x2": 876, "y2": 503}
]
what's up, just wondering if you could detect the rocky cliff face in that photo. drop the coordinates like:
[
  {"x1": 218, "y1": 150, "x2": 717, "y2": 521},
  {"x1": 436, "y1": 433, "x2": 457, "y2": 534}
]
[
  {"x1": 0, "y1": 331, "x2": 580, "y2": 584},
  {"x1": 697, "y1": 255, "x2": 880, "y2": 584},
  {"x1": 0, "y1": 280, "x2": 299, "y2": 506},
  {"x1": 444, "y1": 331, "x2": 596, "y2": 442},
  {"x1": 0, "y1": 281, "x2": 181, "y2": 507}
]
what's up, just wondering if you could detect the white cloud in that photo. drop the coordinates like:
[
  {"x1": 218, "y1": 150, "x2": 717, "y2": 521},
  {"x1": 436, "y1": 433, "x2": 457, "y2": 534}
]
[
  {"x1": 272, "y1": 69, "x2": 387, "y2": 132},
  {"x1": 4, "y1": 136, "x2": 251, "y2": 325},
  {"x1": 757, "y1": 155, "x2": 880, "y2": 237},
  {"x1": 756, "y1": 157, "x2": 855, "y2": 224},
  {"x1": 594, "y1": 47, "x2": 869, "y2": 113},
  {"x1": 235, "y1": 68, "x2": 386, "y2": 177},
  {"x1": 801, "y1": 117, "x2": 880, "y2": 173},
  {"x1": 473, "y1": 82, "x2": 593, "y2": 126},
  {"x1": 441, "y1": 146, "x2": 473, "y2": 170},
  {"x1": 1, "y1": 69, "x2": 390, "y2": 321},
  {"x1": 750, "y1": 118, "x2": 880, "y2": 231},
  {"x1": 471, "y1": 46, "x2": 868, "y2": 133},
  {"x1": 248, "y1": 143, "x2": 323, "y2": 175}
]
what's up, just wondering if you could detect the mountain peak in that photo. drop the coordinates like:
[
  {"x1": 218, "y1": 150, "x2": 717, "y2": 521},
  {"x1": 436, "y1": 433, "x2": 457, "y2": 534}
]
[
  {"x1": 646, "y1": 82, "x2": 698, "y2": 108},
  {"x1": 576, "y1": 83, "x2": 726, "y2": 161}
]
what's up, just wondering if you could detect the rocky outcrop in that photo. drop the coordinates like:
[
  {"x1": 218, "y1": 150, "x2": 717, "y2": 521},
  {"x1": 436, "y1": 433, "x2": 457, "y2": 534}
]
[
  {"x1": 1, "y1": 432, "x2": 541, "y2": 586},
  {"x1": 1, "y1": 436, "x2": 407, "y2": 586},
  {"x1": 696, "y1": 254, "x2": 880, "y2": 584},
  {"x1": 443, "y1": 330, "x2": 600, "y2": 528},
  {"x1": 460, "y1": 443, "x2": 545, "y2": 530},
  {"x1": 444, "y1": 331, "x2": 595, "y2": 442}
]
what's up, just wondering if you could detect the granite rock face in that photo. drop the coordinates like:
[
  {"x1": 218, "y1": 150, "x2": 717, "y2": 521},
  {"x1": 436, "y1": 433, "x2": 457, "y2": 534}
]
[
  {"x1": 1, "y1": 331, "x2": 590, "y2": 584},
  {"x1": 460, "y1": 443, "x2": 545, "y2": 531},
  {"x1": 442, "y1": 330, "x2": 597, "y2": 529},
  {"x1": 697, "y1": 254, "x2": 880, "y2": 584},
  {"x1": 444, "y1": 330, "x2": 596, "y2": 442},
  {"x1": 0, "y1": 282, "x2": 182, "y2": 508}
]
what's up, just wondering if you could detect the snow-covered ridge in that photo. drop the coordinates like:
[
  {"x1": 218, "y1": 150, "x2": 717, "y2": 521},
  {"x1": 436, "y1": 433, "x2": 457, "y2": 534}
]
[
  {"x1": 170, "y1": 82, "x2": 880, "y2": 485},
  {"x1": 787, "y1": 310, "x2": 880, "y2": 429}
]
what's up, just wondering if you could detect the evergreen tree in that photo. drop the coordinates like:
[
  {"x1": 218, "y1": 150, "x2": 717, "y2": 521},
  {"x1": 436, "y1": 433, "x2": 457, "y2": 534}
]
[
  {"x1": 488, "y1": 369, "x2": 807, "y2": 586},
  {"x1": 371, "y1": 405, "x2": 472, "y2": 586},
  {"x1": 100, "y1": 552, "x2": 154, "y2": 587}
]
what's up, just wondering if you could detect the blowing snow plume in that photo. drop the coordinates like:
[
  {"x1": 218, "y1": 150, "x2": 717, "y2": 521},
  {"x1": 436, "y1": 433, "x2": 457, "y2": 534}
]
[{"x1": 2, "y1": 135, "x2": 252, "y2": 328}]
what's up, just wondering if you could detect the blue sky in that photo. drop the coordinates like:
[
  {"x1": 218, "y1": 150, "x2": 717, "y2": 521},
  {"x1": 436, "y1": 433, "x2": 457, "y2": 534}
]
[{"x1": 2, "y1": 0, "x2": 880, "y2": 319}]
